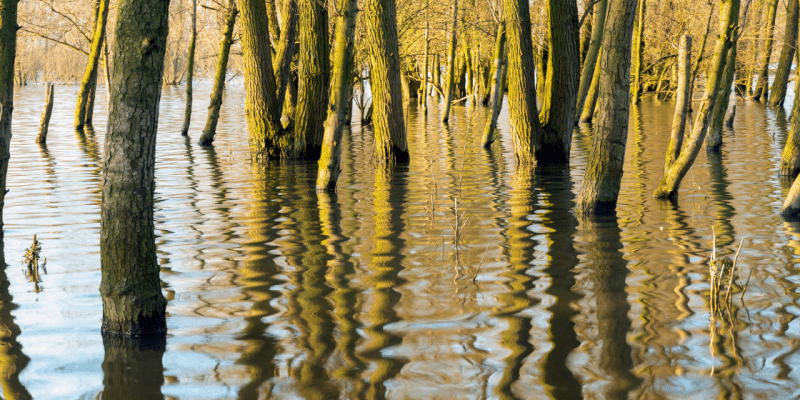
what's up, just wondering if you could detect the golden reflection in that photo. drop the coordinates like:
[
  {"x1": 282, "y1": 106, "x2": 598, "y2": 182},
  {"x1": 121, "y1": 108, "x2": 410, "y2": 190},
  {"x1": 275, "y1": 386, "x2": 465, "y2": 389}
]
[
  {"x1": 0, "y1": 242, "x2": 31, "y2": 400},
  {"x1": 100, "y1": 332, "x2": 166, "y2": 399},
  {"x1": 774, "y1": 221, "x2": 800, "y2": 382}
]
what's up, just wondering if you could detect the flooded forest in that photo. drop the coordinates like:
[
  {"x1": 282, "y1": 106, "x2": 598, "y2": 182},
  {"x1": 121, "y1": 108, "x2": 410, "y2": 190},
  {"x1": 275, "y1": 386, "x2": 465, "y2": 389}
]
[{"x1": 0, "y1": 0, "x2": 798, "y2": 397}]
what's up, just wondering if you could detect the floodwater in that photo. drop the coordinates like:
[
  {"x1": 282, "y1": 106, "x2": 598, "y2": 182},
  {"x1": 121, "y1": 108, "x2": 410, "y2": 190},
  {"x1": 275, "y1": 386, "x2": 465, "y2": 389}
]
[{"x1": 2, "y1": 81, "x2": 800, "y2": 399}]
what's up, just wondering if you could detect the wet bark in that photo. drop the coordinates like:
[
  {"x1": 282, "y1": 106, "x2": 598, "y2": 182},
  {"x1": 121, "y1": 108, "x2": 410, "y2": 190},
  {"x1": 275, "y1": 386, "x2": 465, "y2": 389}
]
[
  {"x1": 100, "y1": 0, "x2": 171, "y2": 335},
  {"x1": 441, "y1": 0, "x2": 459, "y2": 123},
  {"x1": 768, "y1": 0, "x2": 798, "y2": 107},
  {"x1": 0, "y1": 0, "x2": 18, "y2": 235},
  {"x1": 665, "y1": 35, "x2": 691, "y2": 170},
  {"x1": 482, "y1": 22, "x2": 506, "y2": 147},
  {"x1": 707, "y1": 44, "x2": 736, "y2": 151},
  {"x1": 36, "y1": 83, "x2": 54, "y2": 145},
  {"x1": 198, "y1": 0, "x2": 237, "y2": 146},
  {"x1": 575, "y1": 0, "x2": 607, "y2": 123},
  {"x1": 751, "y1": 0, "x2": 778, "y2": 102},
  {"x1": 74, "y1": 0, "x2": 110, "y2": 132},
  {"x1": 180, "y1": 0, "x2": 197, "y2": 136},
  {"x1": 316, "y1": 0, "x2": 358, "y2": 191},
  {"x1": 576, "y1": 0, "x2": 639, "y2": 215},
  {"x1": 365, "y1": 0, "x2": 409, "y2": 164},
  {"x1": 630, "y1": 0, "x2": 646, "y2": 103}
]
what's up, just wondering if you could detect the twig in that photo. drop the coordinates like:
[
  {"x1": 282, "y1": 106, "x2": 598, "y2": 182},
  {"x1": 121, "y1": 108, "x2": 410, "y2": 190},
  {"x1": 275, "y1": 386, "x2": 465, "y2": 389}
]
[
  {"x1": 725, "y1": 237, "x2": 745, "y2": 304},
  {"x1": 473, "y1": 245, "x2": 490, "y2": 284}
]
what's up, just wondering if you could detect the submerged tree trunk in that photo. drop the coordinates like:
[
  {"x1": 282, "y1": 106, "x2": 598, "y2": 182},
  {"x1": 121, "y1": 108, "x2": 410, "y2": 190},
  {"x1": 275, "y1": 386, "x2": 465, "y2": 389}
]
[
  {"x1": 0, "y1": 0, "x2": 17, "y2": 234},
  {"x1": 752, "y1": 0, "x2": 779, "y2": 102},
  {"x1": 707, "y1": 44, "x2": 736, "y2": 151},
  {"x1": 576, "y1": 0, "x2": 639, "y2": 214},
  {"x1": 768, "y1": 0, "x2": 798, "y2": 107},
  {"x1": 365, "y1": 0, "x2": 409, "y2": 164},
  {"x1": 198, "y1": 0, "x2": 237, "y2": 146},
  {"x1": 74, "y1": 0, "x2": 110, "y2": 132},
  {"x1": 292, "y1": 0, "x2": 330, "y2": 159},
  {"x1": 653, "y1": 0, "x2": 739, "y2": 199},
  {"x1": 575, "y1": 0, "x2": 607, "y2": 123},
  {"x1": 482, "y1": 23, "x2": 506, "y2": 147},
  {"x1": 238, "y1": 0, "x2": 284, "y2": 160},
  {"x1": 36, "y1": 83, "x2": 54, "y2": 145},
  {"x1": 181, "y1": 0, "x2": 198, "y2": 136},
  {"x1": 100, "y1": 0, "x2": 171, "y2": 335},
  {"x1": 665, "y1": 35, "x2": 692, "y2": 170},
  {"x1": 316, "y1": 0, "x2": 358, "y2": 191},
  {"x1": 630, "y1": 0, "x2": 646, "y2": 103},
  {"x1": 441, "y1": 0, "x2": 459, "y2": 123}
]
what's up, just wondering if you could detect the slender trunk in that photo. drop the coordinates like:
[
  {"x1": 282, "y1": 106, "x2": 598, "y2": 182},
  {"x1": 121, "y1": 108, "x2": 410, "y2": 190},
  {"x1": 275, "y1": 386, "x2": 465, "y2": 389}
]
[
  {"x1": 752, "y1": 0, "x2": 778, "y2": 102},
  {"x1": 630, "y1": 0, "x2": 646, "y2": 103},
  {"x1": 100, "y1": 0, "x2": 171, "y2": 335},
  {"x1": 85, "y1": 0, "x2": 101, "y2": 127},
  {"x1": 180, "y1": 0, "x2": 197, "y2": 136},
  {"x1": 421, "y1": 0, "x2": 429, "y2": 112},
  {"x1": 0, "y1": 0, "x2": 17, "y2": 235},
  {"x1": 434, "y1": 54, "x2": 441, "y2": 96},
  {"x1": 237, "y1": 0, "x2": 284, "y2": 160},
  {"x1": 482, "y1": 22, "x2": 506, "y2": 147},
  {"x1": 579, "y1": 48, "x2": 602, "y2": 122},
  {"x1": 265, "y1": 0, "x2": 280, "y2": 44},
  {"x1": 292, "y1": 0, "x2": 330, "y2": 159},
  {"x1": 779, "y1": 64, "x2": 800, "y2": 177},
  {"x1": 536, "y1": 45, "x2": 548, "y2": 97},
  {"x1": 74, "y1": 0, "x2": 110, "y2": 132},
  {"x1": 464, "y1": 41, "x2": 473, "y2": 98},
  {"x1": 503, "y1": 0, "x2": 543, "y2": 164},
  {"x1": 273, "y1": 0, "x2": 297, "y2": 116},
  {"x1": 441, "y1": 0, "x2": 459, "y2": 123},
  {"x1": 36, "y1": 83, "x2": 54, "y2": 145},
  {"x1": 653, "y1": 0, "x2": 739, "y2": 199},
  {"x1": 365, "y1": 0, "x2": 409, "y2": 164},
  {"x1": 576, "y1": 0, "x2": 639, "y2": 214},
  {"x1": 575, "y1": 0, "x2": 607, "y2": 123},
  {"x1": 538, "y1": 0, "x2": 580, "y2": 163},
  {"x1": 316, "y1": 0, "x2": 358, "y2": 191},
  {"x1": 724, "y1": 104, "x2": 735, "y2": 127},
  {"x1": 198, "y1": 0, "x2": 237, "y2": 146},
  {"x1": 688, "y1": 11, "x2": 713, "y2": 107},
  {"x1": 665, "y1": 35, "x2": 692, "y2": 170},
  {"x1": 707, "y1": 44, "x2": 736, "y2": 151},
  {"x1": 768, "y1": 0, "x2": 798, "y2": 106},
  {"x1": 579, "y1": 4, "x2": 592, "y2": 68}
]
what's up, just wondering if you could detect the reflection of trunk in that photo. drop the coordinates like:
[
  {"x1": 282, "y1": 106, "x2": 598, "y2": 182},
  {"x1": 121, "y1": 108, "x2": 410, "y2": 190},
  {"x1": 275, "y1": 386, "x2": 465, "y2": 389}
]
[
  {"x1": 365, "y1": 0, "x2": 409, "y2": 164},
  {"x1": 481, "y1": 23, "x2": 506, "y2": 147},
  {"x1": 665, "y1": 35, "x2": 691, "y2": 170},
  {"x1": 441, "y1": 0, "x2": 459, "y2": 123},
  {"x1": 100, "y1": 0, "x2": 170, "y2": 334},
  {"x1": 198, "y1": 0, "x2": 238, "y2": 146},
  {"x1": 292, "y1": 0, "x2": 329, "y2": 159},
  {"x1": 101, "y1": 334, "x2": 165, "y2": 399},
  {"x1": 707, "y1": 44, "x2": 736, "y2": 152},
  {"x1": 654, "y1": 0, "x2": 739, "y2": 199},
  {"x1": 576, "y1": 0, "x2": 639, "y2": 214},
  {"x1": 630, "y1": 0, "x2": 646, "y2": 103},
  {"x1": 180, "y1": 0, "x2": 197, "y2": 136},
  {"x1": 768, "y1": 0, "x2": 798, "y2": 107},
  {"x1": 317, "y1": 0, "x2": 358, "y2": 191},
  {"x1": 575, "y1": 0, "x2": 607, "y2": 122},
  {"x1": 751, "y1": 0, "x2": 779, "y2": 102},
  {"x1": 0, "y1": 243, "x2": 32, "y2": 400},
  {"x1": 74, "y1": 0, "x2": 110, "y2": 132}
]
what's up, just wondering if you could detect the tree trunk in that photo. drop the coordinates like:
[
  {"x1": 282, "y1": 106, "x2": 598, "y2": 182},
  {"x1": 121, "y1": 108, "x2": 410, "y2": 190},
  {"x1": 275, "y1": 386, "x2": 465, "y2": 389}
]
[
  {"x1": 688, "y1": 11, "x2": 713, "y2": 106},
  {"x1": 237, "y1": 0, "x2": 284, "y2": 160},
  {"x1": 482, "y1": 22, "x2": 506, "y2": 147},
  {"x1": 198, "y1": 0, "x2": 237, "y2": 146},
  {"x1": 707, "y1": 44, "x2": 736, "y2": 151},
  {"x1": 768, "y1": 0, "x2": 798, "y2": 107},
  {"x1": 752, "y1": 0, "x2": 779, "y2": 102},
  {"x1": 100, "y1": 0, "x2": 171, "y2": 335},
  {"x1": 441, "y1": 0, "x2": 459, "y2": 123},
  {"x1": 653, "y1": 0, "x2": 739, "y2": 199},
  {"x1": 538, "y1": 0, "x2": 580, "y2": 163},
  {"x1": 36, "y1": 83, "x2": 54, "y2": 145},
  {"x1": 421, "y1": 0, "x2": 429, "y2": 113},
  {"x1": 779, "y1": 69, "x2": 800, "y2": 177},
  {"x1": 504, "y1": 0, "x2": 543, "y2": 164},
  {"x1": 292, "y1": 0, "x2": 330, "y2": 159},
  {"x1": 575, "y1": 0, "x2": 607, "y2": 123},
  {"x1": 74, "y1": 0, "x2": 110, "y2": 132},
  {"x1": 0, "y1": 0, "x2": 17, "y2": 235},
  {"x1": 365, "y1": 0, "x2": 410, "y2": 164},
  {"x1": 180, "y1": 0, "x2": 197, "y2": 136},
  {"x1": 273, "y1": 0, "x2": 297, "y2": 119},
  {"x1": 579, "y1": 4, "x2": 592, "y2": 68},
  {"x1": 85, "y1": 0, "x2": 102, "y2": 127},
  {"x1": 536, "y1": 45, "x2": 548, "y2": 97},
  {"x1": 630, "y1": 0, "x2": 646, "y2": 103},
  {"x1": 665, "y1": 35, "x2": 691, "y2": 170},
  {"x1": 316, "y1": 0, "x2": 358, "y2": 191},
  {"x1": 579, "y1": 48, "x2": 602, "y2": 123},
  {"x1": 576, "y1": 0, "x2": 639, "y2": 214}
]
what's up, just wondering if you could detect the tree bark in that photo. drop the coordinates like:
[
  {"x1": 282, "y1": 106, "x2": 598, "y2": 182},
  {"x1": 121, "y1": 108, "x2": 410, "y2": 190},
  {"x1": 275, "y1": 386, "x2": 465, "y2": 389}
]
[
  {"x1": 180, "y1": 0, "x2": 197, "y2": 136},
  {"x1": 579, "y1": 48, "x2": 602, "y2": 122},
  {"x1": 316, "y1": 0, "x2": 358, "y2": 191},
  {"x1": 273, "y1": 0, "x2": 297, "y2": 122},
  {"x1": 237, "y1": 0, "x2": 284, "y2": 160},
  {"x1": 292, "y1": 0, "x2": 330, "y2": 159},
  {"x1": 100, "y1": 0, "x2": 171, "y2": 335},
  {"x1": 707, "y1": 44, "x2": 736, "y2": 151},
  {"x1": 482, "y1": 22, "x2": 506, "y2": 147},
  {"x1": 577, "y1": 0, "x2": 640, "y2": 215},
  {"x1": 575, "y1": 0, "x2": 607, "y2": 123},
  {"x1": 688, "y1": 11, "x2": 713, "y2": 106},
  {"x1": 421, "y1": 0, "x2": 429, "y2": 113},
  {"x1": 74, "y1": 0, "x2": 110, "y2": 132},
  {"x1": 0, "y1": 0, "x2": 18, "y2": 235},
  {"x1": 198, "y1": 0, "x2": 237, "y2": 146},
  {"x1": 629, "y1": 0, "x2": 646, "y2": 103},
  {"x1": 779, "y1": 67, "x2": 800, "y2": 177},
  {"x1": 665, "y1": 35, "x2": 691, "y2": 170},
  {"x1": 36, "y1": 83, "x2": 54, "y2": 145},
  {"x1": 441, "y1": 0, "x2": 459, "y2": 123},
  {"x1": 752, "y1": 0, "x2": 779, "y2": 102},
  {"x1": 653, "y1": 0, "x2": 739, "y2": 199},
  {"x1": 768, "y1": 0, "x2": 798, "y2": 107},
  {"x1": 365, "y1": 0, "x2": 409, "y2": 164}
]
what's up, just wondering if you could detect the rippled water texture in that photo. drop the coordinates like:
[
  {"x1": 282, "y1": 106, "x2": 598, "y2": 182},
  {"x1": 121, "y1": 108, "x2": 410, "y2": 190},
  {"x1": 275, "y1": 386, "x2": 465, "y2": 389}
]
[{"x1": 3, "y1": 82, "x2": 800, "y2": 399}]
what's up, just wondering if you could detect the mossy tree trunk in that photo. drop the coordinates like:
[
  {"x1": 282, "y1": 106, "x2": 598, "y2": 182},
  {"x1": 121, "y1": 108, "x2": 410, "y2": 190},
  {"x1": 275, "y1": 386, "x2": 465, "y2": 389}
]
[
  {"x1": 100, "y1": 0, "x2": 171, "y2": 335},
  {"x1": 779, "y1": 49, "x2": 800, "y2": 177},
  {"x1": 575, "y1": 0, "x2": 607, "y2": 123},
  {"x1": 768, "y1": 0, "x2": 798, "y2": 107},
  {"x1": 576, "y1": 0, "x2": 640, "y2": 215},
  {"x1": 751, "y1": 0, "x2": 778, "y2": 102},
  {"x1": 198, "y1": 0, "x2": 237, "y2": 146},
  {"x1": 180, "y1": 0, "x2": 197, "y2": 136},
  {"x1": 74, "y1": 0, "x2": 110, "y2": 132},
  {"x1": 482, "y1": 22, "x2": 506, "y2": 147},
  {"x1": 273, "y1": 0, "x2": 297, "y2": 123},
  {"x1": 36, "y1": 83, "x2": 54, "y2": 145},
  {"x1": 0, "y1": 0, "x2": 16, "y2": 235},
  {"x1": 441, "y1": 0, "x2": 459, "y2": 123},
  {"x1": 665, "y1": 35, "x2": 691, "y2": 170},
  {"x1": 84, "y1": 0, "x2": 102, "y2": 127},
  {"x1": 316, "y1": 0, "x2": 358, "y2": 191},
  {"x1": 365, "y1": 0, "x2": 410, "y2": 164},
  {"x1": 237, "y1": 0, "x2": 284, "y2": 160},
  {"x1": 579, "y1": 48, "x2": 602, "y2": 122},
  {"x1": 292, "y1": 0, "x2": 330, "y2": 159},
  {"x1": 653, "y1": 0, "x2": 739, "y2": 199},
  {"x1": 707, "y1": 44, "x2": 736, "y2": 151},
  {"x1": 629, "y1": 0, "x2": 646, "y2": 103}
]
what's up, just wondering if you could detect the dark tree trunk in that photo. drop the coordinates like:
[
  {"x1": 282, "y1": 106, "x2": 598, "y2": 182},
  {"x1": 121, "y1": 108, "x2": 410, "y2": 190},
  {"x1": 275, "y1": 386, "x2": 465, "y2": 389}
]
[
  {"x1": 768, "y1": 0, "x2": 798, "y2": 107},
  {"x1": 198, "y1": 0, "x2": 237, "y2": 146},
  {"x1": 181, "y1": 0, "x2": 197, "y2": 136},
  {"x1": 752, "y1": 0, "x2": 779, "y2": 102}
]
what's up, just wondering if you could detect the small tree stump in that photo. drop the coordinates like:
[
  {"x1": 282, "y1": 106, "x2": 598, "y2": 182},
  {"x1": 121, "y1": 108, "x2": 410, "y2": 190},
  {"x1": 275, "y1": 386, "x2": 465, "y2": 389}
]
[{"x1": 36, "y1": 83, "x2": 54, "y2": 144}]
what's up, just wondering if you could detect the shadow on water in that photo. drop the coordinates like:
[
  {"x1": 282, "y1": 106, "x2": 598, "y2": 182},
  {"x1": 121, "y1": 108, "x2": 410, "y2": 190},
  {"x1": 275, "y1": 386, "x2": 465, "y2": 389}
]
[
  {"x1": 0, "y1": 241, "x2": 31, "y2": 400},
  {"x1": 100, "y1": 332, "x2": 166, "y2": 400}
]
